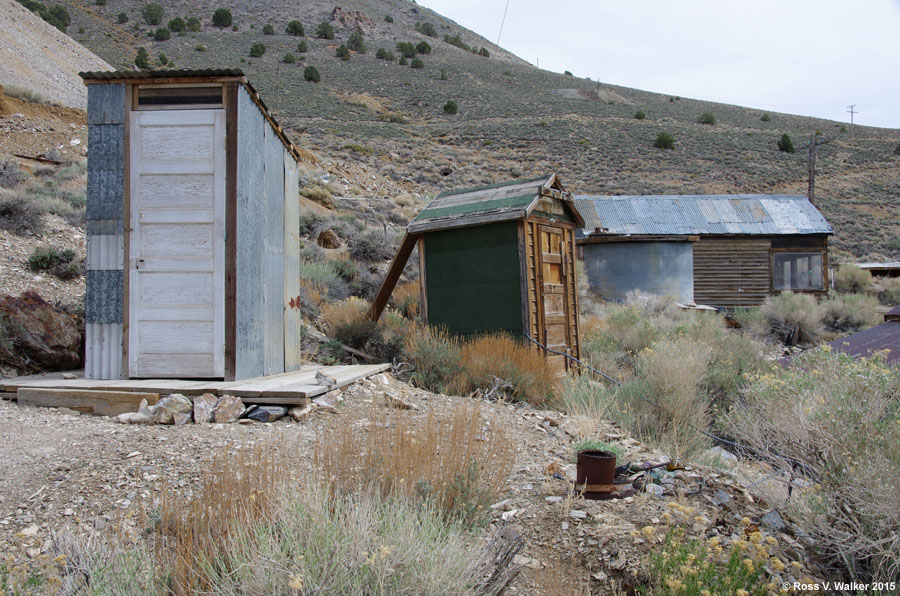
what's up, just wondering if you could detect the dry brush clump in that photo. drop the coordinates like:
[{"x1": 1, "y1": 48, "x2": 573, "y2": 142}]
[
  {"x1": 761, "y1": 291, "x2": 824, "y2": 339},
  {"x1": 724, "y1": 349, "x2": 900, "y2": 583},
  {"x1": 317, "y1": 402, "x2": 515, "y2": 526}
]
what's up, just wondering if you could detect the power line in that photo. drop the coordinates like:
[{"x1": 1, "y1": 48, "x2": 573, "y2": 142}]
[
  {"x1": 847, "y1": 104, "x2": 857, "y2": 145},
  {"x1": 495, "y1": 0, "x2": 511, "y2": 54}
]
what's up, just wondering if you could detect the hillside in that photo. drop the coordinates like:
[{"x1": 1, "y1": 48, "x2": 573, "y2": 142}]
[
  {"x1": 32, "y1": 0, "x2": 900, "y2": 259},
  {"x1": 0, "y1": 0, "x2": 111, "y2": 108}
]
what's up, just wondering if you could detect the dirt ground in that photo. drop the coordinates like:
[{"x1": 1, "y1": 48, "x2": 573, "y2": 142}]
[{"x1": 0, "y1": 372, "x2": 823, "y2": 595}]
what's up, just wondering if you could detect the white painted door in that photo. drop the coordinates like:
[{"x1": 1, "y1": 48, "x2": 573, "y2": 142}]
[{"x1": 129, "y1": 109, "x2": 225, "y2": 378}]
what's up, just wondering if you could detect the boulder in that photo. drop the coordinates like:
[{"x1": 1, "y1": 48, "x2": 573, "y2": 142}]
[
  {"x1": 173, "y1": 413, "x2": 192, "y2": 426},
  {"x1": 316, "y1": 229, "x2": 341, "y2": 249},
  {"x1": 193, "y1": 393, "x2": 218, "y2": 423},
  {"x1": 0, "y1": 291, "x2": 82, "y2": 372},
  {"x1": 150, "y1": 394, "x2": 193, "y2": 424},
  {"x1": 213, "y1": 395, "x2": 244, "y2": 423},
  {"x1": 313, "y1": 388, "x2": 342, "y2": 408},
  {"x1": 288, "y1": 404, "x2": 314, "y2": 421},
  {"x1": 116, "y1": 411, "x2": 150, "y2": 424},
  {"x1": 247, "y1": 405, "x2": 288, "y2": 422}
]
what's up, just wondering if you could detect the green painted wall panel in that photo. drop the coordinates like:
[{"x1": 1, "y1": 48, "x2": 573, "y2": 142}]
[{"x1": 424, "y1": 222, "x2": 523, "y2": 335}]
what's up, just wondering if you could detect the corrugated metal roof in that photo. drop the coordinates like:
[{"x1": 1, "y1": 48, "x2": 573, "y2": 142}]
[
  {"x1": 80, "y1": 68, "x2": 245, "y2": 80},
  {"x1": 575, "y1": 194, "x2": 833, "y2": 237},
  {"x1": 828, "y1": 321, "x2": 900, "y2": 366}
]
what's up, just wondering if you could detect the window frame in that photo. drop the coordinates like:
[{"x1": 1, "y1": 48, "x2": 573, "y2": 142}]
[{"x1": 770, "y1": 248, "x2": 826, "y2": 292}]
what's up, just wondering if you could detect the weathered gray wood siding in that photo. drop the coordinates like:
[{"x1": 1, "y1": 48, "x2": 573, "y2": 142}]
[
  {"x1": 263, "y1": 124, "x2": 285, "y2": 376},
  {"x1": 283, "y1": 152, "x2": 302, "y2": 370},
  {"x1": 235, "y1": 86, "x2": 267, "y2": 379},
  {"x1": 84, "y1": 83, "x2": 125, "y2": 379}
]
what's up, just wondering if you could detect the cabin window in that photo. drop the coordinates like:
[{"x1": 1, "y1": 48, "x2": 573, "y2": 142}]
[
  {"x1": 136, "y1": 85, "x2": 224, "y2": 110},
  {"x1": 772, "y1": 252, "x2": 824, "y2": 290}
]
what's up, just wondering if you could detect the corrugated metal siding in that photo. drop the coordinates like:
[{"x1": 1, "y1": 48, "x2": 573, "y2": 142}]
[
  {"x1": 235, "y1": 85, "x2": 266, "y2": 380},
  {"x1": 283, "y1": 151, "x2": 302, "y2": 371},
  {"x1": 84, "y1": 83, "x2": 125, "y2": 379},
  {"x1": 693, "y1": 239, "x2": 771, "y2": 307},
  {"x1": 263, "y1": 125, "x2": 285, "y2": 376},
  {"x1": 575, "y1": 195, "x2": 832, "y2": 236}
]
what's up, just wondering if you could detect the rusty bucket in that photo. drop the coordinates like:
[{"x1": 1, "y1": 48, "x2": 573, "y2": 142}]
[{"x1": 575, "y1": 450, "x2": 633, "y2": 500}]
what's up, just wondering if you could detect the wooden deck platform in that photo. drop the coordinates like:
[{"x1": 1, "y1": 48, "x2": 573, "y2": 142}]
[{"x1": 1, "y1": 363, "x2": 391, "y2": 408}]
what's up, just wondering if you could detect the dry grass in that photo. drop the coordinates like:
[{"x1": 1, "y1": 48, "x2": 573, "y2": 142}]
[
  {"x1": 761, "y1": 291, "x2": 824, "y2": 339},
  {"x1": 452, "y1": 334, "x2": 558, "y2": 406},
  {"x1": 833, "y1": 264, "x2": 873, "y2": 294},
  {"x1": 317, "y1": 402, "x2": 515, "y2": 525},
  {"x1": 155, "y1": 439, "x2": 287, "y2": 594},
  {"x1": 320, "y1": 295, "x2": 369, "y2": 332},
  {"x1": 392, "y1": 280, "x2": 420, "y2": 319}
]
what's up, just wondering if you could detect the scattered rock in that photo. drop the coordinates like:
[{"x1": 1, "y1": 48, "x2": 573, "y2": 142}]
[
  {"x1": 115, "y1": 411, "x2": 150, "y2": 424},
  {"x1": 501, "y1": 509, "x2": 518, "y2": 521},
  {"x1": 545, "y1": 496, "x2": 563, "y2": 503},
  {"x1": 247, "y1": 405, "x2": 288, "y2": 422},
  {"x1": 711, "y1": 489, "x2": 732, "y2": 506},
  {"x1": 512, "y1": 555, "x2": 542, "y2": 570},
  {"x1": 705, "y1": 446, "x2": 738, "y2": 464},
  {"x1": 213, "y1": 395, "x2": 244, "y2": 423},
  {"x1": 315, "y1": 371, "x2": 338, "y2": 388},
  {"x1": 61, "y1": 373, "x2": 77, "y2": 380},
  {"x1": 384, "y1": 390, "x2": 417, "y2": 410},
  {"x1": 569, "y1": 509, "x2": 587, "y2": 519},
  {"x1": 761, "y1": 509, "x2": 786, "y2": 532},
  {"x1": 316, "y1": 229, "x2": 341, "y2": 248},
  {"x1": 489, "y1": 499, "x2": 511, "y2": 510},
  {"x1": 172, "y1": 413, "x2": 192, "y2": 426},
  {"x1": 644, "y1": 483, "x2": 664, "y2": 497},
  {"x1": 57, "y1": 407, "x2": 80, "y2": 416},
  {"x1": 288, "y1": 404, "x2": 314, "y2": 420},
  {"x1": 150, "y1": 394, "x2": 192, "y2": 425},
  {"x1": 193, "y1": 393, "x2": 218, "y2": 424},
  {"x1": 313, "y1": 389, "x2": 342, "y2": 409}
]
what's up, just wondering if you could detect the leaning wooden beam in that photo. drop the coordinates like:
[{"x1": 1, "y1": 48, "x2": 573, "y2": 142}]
[{"x1": 367, "y1": 232, "x2": 420, "y2": 322}]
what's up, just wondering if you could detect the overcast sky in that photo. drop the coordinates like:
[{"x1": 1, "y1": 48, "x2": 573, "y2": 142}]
[{"x1": 420, "y1": 0, "x2": 900, "y2": 129}]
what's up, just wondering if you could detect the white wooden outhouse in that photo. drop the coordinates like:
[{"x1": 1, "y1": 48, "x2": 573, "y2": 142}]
[{"x1": 81, "y1": 69, "x2": 302, "y2": 381}]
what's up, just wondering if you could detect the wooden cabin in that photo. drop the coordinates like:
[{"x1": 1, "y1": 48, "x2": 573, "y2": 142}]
[
  {"x1": 574, "y1": 194, "x2": 833, "y2": 308},
  {"x1": 369, "y1": 175, "x2": 584, "y2": 372},
  {"x1": 81, "y1": 69, "x2": 302, "y2": 381}
]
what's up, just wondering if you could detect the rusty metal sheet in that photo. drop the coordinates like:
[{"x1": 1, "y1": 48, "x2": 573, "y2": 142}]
[{"x1": 828, "y1": 322, "x2": 900, "y2": 366}]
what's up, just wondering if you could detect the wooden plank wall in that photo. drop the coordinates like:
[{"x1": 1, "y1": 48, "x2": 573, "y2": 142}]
[
  {"x1": 524, "y1": 220, "x2": 541, "y2": 341},
  {"x1": 263, "y1": 124, "x2": 285, "y2": 376},
  {"x1": 283, "y1": 151, "x2": 302, "y2": 371},
  {"x1": 563, "y1": 227, "x2": 580, "y2": 362},
  {"x1": 693, "y1": 238, "x2": 771, "y2": 306},
  {"x1": 235, "y1": 86, "x2": 266, "y2": 379}
]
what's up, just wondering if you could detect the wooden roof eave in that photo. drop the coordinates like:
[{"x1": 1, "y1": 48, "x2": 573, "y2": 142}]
[
  {"x1": 525, "y1": 185, "x2": 586, "y2": 228},
  {"x1": 406, "y1": 207, "x2": 529, "y2": 234}
]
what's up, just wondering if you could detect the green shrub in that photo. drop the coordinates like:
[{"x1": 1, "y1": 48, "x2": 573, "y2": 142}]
[
  {"x1": 142, "y1": 3, "x2": 163, "y2": 25},
  {"x1": 0, "y1": 159, "x2": 26, "y2": 189},
  {"x1": 0, "y1": 193, "x2": 43, "y2": 234},
  {"x1": 375, "y1": 47, "x2": 393, "y2": 60},
  {"x1": 874, "y1": 277, "x2": 900, "y2": 306},
  {"x1": 478, "y1": 47, "x2": 489, "y2": 57},
  {"x1": 697, "y1": 112, "x2": 716, "y2": 125},
  {"x1": 724, "y1": 349, "x2": 900, "y2": 582},
  {"x1": 822, "y1": 293, "x2": 880, "y2": 332},
  {"x1": 282, "y1": 53, "x2": 296, "y2": 64},
  {"x1": 894, "y1": 142, "x2": 900, "y2": 156},
  {"x1": 349, "y1": 229, "x2": 396, "y2": 262},
  {"x1": 262, "y1": 23, "x2": 274, "y2": 35},
  {"x1": 186, "y1": 16, "x2": 200, "y2": 31},
  {"x1": 564, "y1": 70, "x2": 573, "y2": 76},
  {"x1": 760, "y1": 113, "x2": 771, "y2": 122},
  {"x1": 117, "y1": 12, "x2": 128, "y2": 23},
  {"x1": 634, "y1": 110, "x2": 646, "y2": 120},
  {"x1": 167, "y1": 17, "x2": 184, "y2": 32},
  {"x1": 249, "y1": 42, "x2": 266, "y2": 57},
  {"x1": 416, "y1": 40, "x2": 431, "y2": 54},
  {"x1": 571, "y1": 439, "x2": 624, "y2": 460},
  {"x1": 348, "y1": 29, "x2": 366, "y2": 53},
  {"x1": 403, "y1": 326, "x2": 462, "y2": 391},
  {"x1": 194, "y1": 44, "x2": 206, "y2": 52},
  {"x1": 157, "y1": 52, "x2": 167, "y2": 65},
  {"x1": 777, "y1": 133, "x2": 795, "y2": 153},
  {"x1": 443, "y1": 34, "x2": 470, "y2": 51},
  {"x1": 285, "y1": 20, "x2": 304, "y2": 36},
  {"x1": 212, "y1": 7, "x2": 231, "y2": 27},
  {"x1": 761, "y1": 291, "x2": 823, "y2": 338},
  {"x1": 410, "y1": 57, "x2": 424, "y2": 68},
  {"x1": 398, "y1": 56, "x2": 408, "y2": 65},
  {"x1": 297, "y1": 40, "x2": 307, "y2": 52},
  {"x1": 654, "y1": 132, "x2": 675, "y2": 149},
  {"x1": 440, "y1": 68, "x2": 448, "y2": 80},
  {"x1": 17, "y1": 1, "x2": 69, "y2": 32},
  {"x1": 833, "y1": 264, "x2": 873, "y2": 294},
  {"x1": 443, "y1": 100, "x2": 458, "y2": 115},
  {"x1": 27, "y1": 246, "x2": 80, "y2": 279},
  {"x1": 152, "y1": 27, "x2": 170, "y2": 41},
  {"x1": 384, "y1": 14, "x2": 393, "y2": 23},
  {"x1": 415, "y1": 21, "x2": 437, "y2": 37},
  {"x1": 134, "y1": 46, "x2": 150, "y2": 68},
  {"x1": 303, "y1": 65, "x2": 320, "y2": 83},
  {"x1": 300, "y1": 183, "x2": 332, "y2": 205},
  {"x1": 335, "y1": 44, "x2": 350, "y2": 60},
  {"x1": 315, "y1": 21, "x2": 334, "y2": 39},
  {"x1": 396, "y1": 41, "x2": 416, "y2": 58}
]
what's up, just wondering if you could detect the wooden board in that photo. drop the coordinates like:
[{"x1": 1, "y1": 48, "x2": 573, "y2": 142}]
[{"x1": 17, "y1": 388, "x2": 160, "y2": 416}]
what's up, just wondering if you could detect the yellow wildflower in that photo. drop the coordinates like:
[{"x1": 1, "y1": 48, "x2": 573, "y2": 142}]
[
  {"x1": 771, "y1": 557, "x2": 786, "y2": 572},
  {"x1": 740, "y1": 517, "x2": 752, "y2": 526},
  {"x1": 288, "y1": 574, "x2": 304, "y2": 590},
  {"x1": 737, "y1": 590, "x2": 749, "y2": 596},
  {"x1": 666, "y1": 577, "x2": 683, "y2": 591},
  {"x1": 708, "y1": 536, "x2": 721, "y2": 547},
  {"x1": 748, "y1": 531, "x2": 762, "y2": 545},
  {"x1": 641, "y1": 526, "x2": 656, "y2": 540},
  {"x1": 743, "y1": 558, "x2": 755, "y2": 572}
]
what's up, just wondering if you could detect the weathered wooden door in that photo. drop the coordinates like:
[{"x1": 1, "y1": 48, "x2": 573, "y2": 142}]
[
  {"x1": 538, "y1": 225, "x2": 571, "y2": 372},
  {"x1": 128, "y1": 110, "x2": 225, "y2": 378}
]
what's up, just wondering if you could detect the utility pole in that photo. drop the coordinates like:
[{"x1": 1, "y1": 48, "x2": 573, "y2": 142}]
[
  {"x1": 798, "y1": 133, "x2": 831, "y2": 206},
  {"x1": 847, "y1": 104, "x2": 857, "y2": 145}
]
